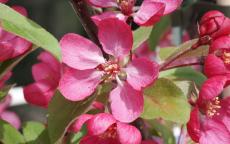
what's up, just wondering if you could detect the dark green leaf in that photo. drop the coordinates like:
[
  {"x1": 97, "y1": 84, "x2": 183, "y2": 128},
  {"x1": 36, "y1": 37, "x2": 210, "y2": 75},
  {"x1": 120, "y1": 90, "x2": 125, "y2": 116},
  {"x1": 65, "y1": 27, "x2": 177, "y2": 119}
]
[
  {"x1": 142, "y1": 78, "x2": 190, "y2": 123},
  {"x1": 48, "y1": 91, "x2": 96, "y2": 144},
  {"x1": 0, "y1": 4, "x2": 61, "y2": 60},
  {"x1": 0, "y1": 120, "x2": 24, "y2": 144}
]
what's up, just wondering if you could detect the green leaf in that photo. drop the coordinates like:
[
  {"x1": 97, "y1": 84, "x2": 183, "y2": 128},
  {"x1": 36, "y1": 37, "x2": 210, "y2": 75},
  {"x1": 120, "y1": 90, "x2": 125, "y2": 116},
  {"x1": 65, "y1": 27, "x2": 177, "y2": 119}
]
[
  {"x1": 0, "y1": 85, "x2": 13, "y2": 101},
  {"x1": 0, "y1": 120, "x2": 24, "y2": 144},
  {"x1": 159, "y1": 67, "x2": 206, "y2": 86},
  {"x1": 68, "y1": 125, "x2": 87, "y2": 144},
  {"x1": 0, "y1": 4, "x2": 61, "y2": 60},
  {"x1": 147, "y1": 120, "x2": 175, "y2": 144},
  {"x1": 133, "y1": 26, "x2": 153, "y2": 51},
  {"x1": 174, "y1": 80, "x2": 193, "y2": 97},
  {"x1": 33, "y1": 129, "x2": 51, "y2": 144},
  {"x1": 159, "y1": 47, "x2": 178, "y2": 60},
  {"x1": 22, "y1": 121, "x2": 45, "y2": 143},
  {"x1": 148, "y1": 16, "x2": 171, "y2": 50},
  {"x1": 142, "y1": 78, "x2": 191, "y2": 123},
  {"x1": 48, "y1": 91, "x2": 96, "y2": 144}
]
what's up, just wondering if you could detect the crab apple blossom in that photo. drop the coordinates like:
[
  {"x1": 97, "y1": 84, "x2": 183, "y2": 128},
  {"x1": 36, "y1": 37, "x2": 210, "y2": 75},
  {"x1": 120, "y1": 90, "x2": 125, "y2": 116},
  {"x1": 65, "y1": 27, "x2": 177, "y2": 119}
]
[
  {"x1": 0, "y1": 6, "x2": 32, "y2": 62},
  {"x1": 187, "y1": 96, "x2": 230, "y2": 144},
  {"x1": 75, "y1": 113, "x2": 141, "y2": 144},
  {"x1": 23, "y1": 52, "x2": 61, "y2": 107},
  {"x1": 87, "y1": 0, "x2": 182, "y2": 26},
  {"x1": 59, "y1": 18, "x2": 159, "y2": 122}
]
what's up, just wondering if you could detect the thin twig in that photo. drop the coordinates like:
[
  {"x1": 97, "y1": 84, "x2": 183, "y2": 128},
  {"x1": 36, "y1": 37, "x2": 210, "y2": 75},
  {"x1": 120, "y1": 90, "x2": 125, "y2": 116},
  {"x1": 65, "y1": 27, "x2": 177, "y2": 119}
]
[{"x1": 161, "y1": 62, "x2": 202, "y2": 71}]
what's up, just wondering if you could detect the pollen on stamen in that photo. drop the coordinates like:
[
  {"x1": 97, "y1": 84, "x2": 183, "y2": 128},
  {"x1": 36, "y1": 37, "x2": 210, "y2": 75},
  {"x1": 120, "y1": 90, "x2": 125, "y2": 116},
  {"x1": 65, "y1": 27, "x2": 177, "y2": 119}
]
[
  {"x1": 222, "y1": 51, "x2": 230, "y2": 64},
  {"x1": 99, "y1": 124, "x2": 117, "y2": 139},
  {"x1": 206, "y1": 97, "x2": 221, "y2": 117},
  {"x1": 97, "y1": 61, "x2": 120, "y2": 82}
]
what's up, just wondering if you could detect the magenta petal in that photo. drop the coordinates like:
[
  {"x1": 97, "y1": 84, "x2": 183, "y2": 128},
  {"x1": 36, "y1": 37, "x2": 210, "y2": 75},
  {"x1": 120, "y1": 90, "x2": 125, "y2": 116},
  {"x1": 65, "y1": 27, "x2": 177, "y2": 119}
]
[
  {"x1": 11, "y1": 6, "x2": 28, "y2": 17},
  {"x1": 69, "y1": 114, "x2": 93, "y2": 133},
  {"x1": 117, "y1": 122, "x2": 142, "y2": 144},
  {"x1": 204, "y1": 54, "x2": 227, "y2": 77},
  {"x1": 199, "y1": 76, "x2": 227, "y2": 100},
  {"x1": 134, "y1": 1, "x2": 165, "y2": 26},
  {"x1": 87, "y1": 113, "x2": 116, "y2": 135},
  {"x1": 109, "y1": 82, "x2": 143, "y2": 123},
  {"x1": 187, "y1": 107, "x2": 201, "y2": 143},
  {"x1": 141, "y1": 140, "x2": 158, "y2": 144},
  {"x1": 98, "y1": 18, "x2": 133, "y2": 58},
  {"x1": 200, "y1": 118, "x2": 230, "y2": 144},
  {"x1": 24, "y1": 79, "x2": 55, "y2": 107},
  {"x1": 37, "y1": 52, "x2": 60, "y2": 73},
  {"x1": 92, "y1": 11, "x2": 127, "y2": 26},
  {"x1": 58, "y1": 67, "x2": 103, "y2": 101},
  {"x1": 153, "y1": 0, "x2": 183, "y2": 15},
  {"x1": 0, "y1": 0, "x2": 8, "y2": 3},
  {"x1": 87, "y1": 0, "x2": 117, "y2": 8},
  {"x1": 125, "y1": 58, "x2": 159, "y2": 90},
  {"x1": 0, "y1": 43, "x2": 14, "y2": 62},
  {"x1": 0, "y1": 111, "x2": 21, "y2": 129},
  {"x1": 209, "y1": 36, "x2": 230, "y2": 53},
  {"x1": 10, "y1": 37, "x2": 31, "y2": 58},
  {"x1": 60, "y1": 33, "x2": 105, "y2": 70}
]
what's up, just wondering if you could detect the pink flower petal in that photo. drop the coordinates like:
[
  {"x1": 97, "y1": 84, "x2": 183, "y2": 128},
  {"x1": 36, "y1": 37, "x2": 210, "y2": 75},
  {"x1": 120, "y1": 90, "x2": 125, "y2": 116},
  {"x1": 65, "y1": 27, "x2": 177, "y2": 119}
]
[
  {"x1": 92, "y1": 11, "x2": 127, "y2": 26},
  {"x1": 23, "y1": 79, "x2": 55, "y2": 107},
  {"x1": 80, "y1": 135, "x2": 119, "y2": 144},
  {"x1": 10, "y1": 37, "x2": 31, "y2": 58},
  {"x1": 0, "y1": 0, "x2": 8, "y2": 3},
  {"x1": 209, "y1": 36, "x2": 230, "y2": 53},
  {"x1": 200, "y1": 118, "x2": 230, "y2": 144},
  {"x1": 204, "y1": 54, "x2": 227, "y2": 78},
  {"x1": 37, "y1": 52, "x2": 60, "y2": 73},
  {"x1": 87, "y1": 113, "x2": 116, "y2": 135},
  {"x1": 0, "y1": 96, "x2": 11, "y2": 114},
  {"x1": 134, "y1": 1, "x2": 165, "y2": 26},
  {"x1": 0, "y1": 111, "x2": 21, "y2": 129},
  {"x1": 199, "y1": 76, "x2": 227, "y2": 100},
  {"x1": 87, "y1": 0, "x2": 117, "y2": 8},
  {"x1": 117, "y1": 122, "x2": 142, "y2": 144},
  {"x1": 0, "y1": 72, "x2": 12, "y2": 88},
  {"x1": 187, "y1": 107, "x2": 201, "y2": 143},
  {"x1": 69, "y1": 114, "x2": 93, "y2": 133},
  {"x1": 125, "y1": 58, "x2": 159, "y2": 90},
  {"x1": 0, "y1": 43, "x2": 14, "y2": 62},
  {"x1": 153, "y1": 0, "x2": 183, "y2": 15},
  {"x1": 109, "y1": 82, "x2": 143, "y2": 122},
  {"x1": 58, "y1": 67, "x2": 103, "y2": 101},
  {"x1": 11, "y1": 6, "x2": 28, "y2": 17},
  {"x1": 60, "y1": 33, "x2": 105, "y2": 70},
  {"x1": 98, "y1": 18, "x2": 133, "y2": 58},
  {"x1": 141, "y1": 140, "x2": 158, "y2": 144},
  {"x1": 135, "y1": 41, "x2": 155, "y2": 59}
]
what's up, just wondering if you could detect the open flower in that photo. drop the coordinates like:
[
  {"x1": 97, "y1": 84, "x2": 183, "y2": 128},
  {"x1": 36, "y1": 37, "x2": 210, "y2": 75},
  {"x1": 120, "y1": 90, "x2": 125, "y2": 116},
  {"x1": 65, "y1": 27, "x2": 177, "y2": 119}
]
[
  {"x1": 187, "y1": 96, "x2": 230, "y2": 144},
  {"x1": 0, "y1": 6, "x2": 32, "y2": 62},
  {"x1": 59, "y1": 18, "x2": 159, "y2": 122},
  {"x1": 23, "y1": 52, "x2": 61, "y2": 107},
  {"x1": 88, "y1": 0, "x2": 182, "y2": 26},
  {"x1": 76, "y1": 113, "x2": 141, "y2": 144}
]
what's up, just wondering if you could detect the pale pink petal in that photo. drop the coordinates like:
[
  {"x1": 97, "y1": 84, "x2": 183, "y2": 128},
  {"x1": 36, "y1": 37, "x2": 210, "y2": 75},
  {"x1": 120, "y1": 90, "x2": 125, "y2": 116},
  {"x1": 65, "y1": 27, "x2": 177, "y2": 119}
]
[
  {"x1": 23, "y1": 79, "x2": 55, "y2": 107},
  {"x1": 153, "y1": 0, "x2": 183, "y2": 15},
  {"x1": 69, "y1": 114, "x2": 93, "y2": 133},
  {"x1": 87, "y1": 0, "x2": 117, "y2": 8},
  {"x1": 92, "y1": 11, "x2": 127, "y2": 26},
  {"x1": 58, "y1": 67, "x2": 103, "y2": 101},
  {"x1": 117, "y1": 122, "x2": 142, "y2": 144},
  {"x1": 200, "y1": 118, "x2": 230, "y2": 144},
  {"x1": 98, "y1": 18, "x2": 133, "y2": 58},
  {"x1": 186, "y1": 107, "x2": 201, "y2": 143},
  {"x1": 0, "y1": 96, "x2": 11, "y2": 114},
  {"x1": 0, "y1": 0, "x2": 8, "y2": 3},
  {"x1": 134, "y1": 1, "x2": 165, "y2": 26},
  {"x1": 204, "y1": 54, "x2": 227, "y2": 78},
  {"x1": 11, "y1": 6, "x2": 28, "y2": 17},
  {"x1": 37, "y1": 52, "x2": 60, "y2": 73},
  {"x1": 109, "y1": 82, "x2": 143, "y2": 122},
  {"x1": 125, "y1": 58, "x2": 159, "y2": 90},
  {"x1": 199, "y1": 76, "x2": 227, "y2": 100},
  {"x1": 87, "y1": 113, "x2": 116, "y2": 135},
  {"x1": 60, "y1": 33, "x2": 105, "y2": 70},
  {"x1": 0, "y1": 43, "x2": 14, "y2": 62},
  {"x1": 0, "y1": 111, "x2": 21, "y2": 129}
]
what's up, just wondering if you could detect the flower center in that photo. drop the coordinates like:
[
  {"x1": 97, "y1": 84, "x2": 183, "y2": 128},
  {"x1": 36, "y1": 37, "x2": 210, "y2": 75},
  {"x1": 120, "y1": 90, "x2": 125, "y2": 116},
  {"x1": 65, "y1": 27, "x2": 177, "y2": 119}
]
[
  {"x1": 97, "y1": 60, "x2": 120, "y2": 81},
  {"x1": 206, "y1": 97, "x2": 221, "y2": 117},
  {"x1": 222, "y1": 51, "x2": 230, "y2": 64},
  {"x1": 99, "y1": 124, "x2": 117, "y2": 139},
  {"x1": 117, "y1": 0, "x2": 135, "y2": 15}
]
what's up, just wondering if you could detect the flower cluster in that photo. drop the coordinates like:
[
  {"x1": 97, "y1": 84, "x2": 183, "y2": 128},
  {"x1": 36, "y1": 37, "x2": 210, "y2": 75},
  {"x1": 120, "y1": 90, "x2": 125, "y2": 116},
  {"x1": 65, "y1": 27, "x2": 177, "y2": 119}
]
[{"x1": 187, "y1": 10, "x2": 230, "y2": 144}]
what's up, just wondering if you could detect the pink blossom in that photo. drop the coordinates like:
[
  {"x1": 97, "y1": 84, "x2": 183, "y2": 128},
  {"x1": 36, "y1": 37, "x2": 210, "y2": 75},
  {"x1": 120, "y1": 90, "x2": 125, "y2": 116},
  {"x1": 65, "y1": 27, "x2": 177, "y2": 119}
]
[
  {"x1": 0, "y1": 0, "x2": 8, "y2": 3},
  {"x1": 23, "y1": 52, "x2": 61, "y2": 107},
  {"x1": 59, "y1": 18, "x2": 159, "y2": 122},
  {"x1": 0, "y1": 6, "x2": 32, "y2": 62},
  {"x1": 0, "y1": 96, "x2": 21, "y2": 129},
  {"x1": 76, "y1": 113, "x2": 141, "y2": 144},
  {"x1": 187, "y1": 97, "x2": 230, "y2": 144},
  {"x1": 87, "y1": 0, "x2": 182, "y2": 26}
]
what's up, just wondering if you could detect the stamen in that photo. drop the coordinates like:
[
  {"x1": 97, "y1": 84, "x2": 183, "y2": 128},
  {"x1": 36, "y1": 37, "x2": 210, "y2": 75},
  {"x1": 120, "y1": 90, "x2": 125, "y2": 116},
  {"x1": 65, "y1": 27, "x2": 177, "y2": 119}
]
[
  {"x1": 222, "y1": 51, "x2": 230, "y2": 64},
  {"x1": 99, "y1": 124, "x2": 117, "y2": 139},
  {"x1": 97, "y1": 60, "x2": 120, "y2": 81},
  {"x1": 206, "y1": 97, "x2": 221, "y2": 117}
]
